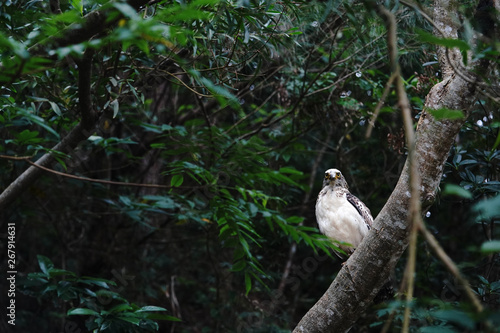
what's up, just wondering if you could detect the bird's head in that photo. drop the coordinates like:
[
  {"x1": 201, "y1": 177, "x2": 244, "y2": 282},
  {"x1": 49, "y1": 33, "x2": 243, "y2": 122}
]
[{"x1": 323, "y1": 168, "x2": 348, "y2": 188}]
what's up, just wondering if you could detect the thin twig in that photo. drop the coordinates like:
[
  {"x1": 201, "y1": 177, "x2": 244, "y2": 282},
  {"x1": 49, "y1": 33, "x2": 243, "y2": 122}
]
[
  {"x1": 0, "y1": 155, "x2": 173, "y2": 189},
  {"x1": 365, "y1": 72, "x2": 397, "y2": 138},
  {"x1": 376, "y1": 3, "x2": 489, "y2": 331},
  {"x1": 375, "y1": 6, "x2": 421, "y2": 333}
]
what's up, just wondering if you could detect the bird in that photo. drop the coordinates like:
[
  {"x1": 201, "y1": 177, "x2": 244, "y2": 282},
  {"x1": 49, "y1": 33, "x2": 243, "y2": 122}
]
[{"x1": 315, "y1": 168, "x2": 373, "y2": 257}]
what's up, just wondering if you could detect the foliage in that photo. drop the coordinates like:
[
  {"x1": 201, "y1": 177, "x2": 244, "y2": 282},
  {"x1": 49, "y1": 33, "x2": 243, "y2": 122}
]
[
  {"x1": 19, "y1": 255, "x2": 177, "y2": 332},
  {"x1": 0, "y1": 0, "x2": 499, "y2": 331}
]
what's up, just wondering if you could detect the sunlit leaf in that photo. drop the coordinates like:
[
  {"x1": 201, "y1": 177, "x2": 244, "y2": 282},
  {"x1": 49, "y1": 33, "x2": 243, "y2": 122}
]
[
  {"x1": 474, "y1": 195, "x2": 500, "y2": 220},
  {"x1": 136, "y1": 305, "x2": 167, "y2": 312},
  {"x1": 417, "y1": 29, "x2": 470, "y2": 51},
  {"x1": 70, "y1": 0, "x2": 83, "y2": 15},
  {"x1": 49, "y1": 101, "x2": 62, "y2": 116},
  {"x1": 442, "y1": 184, "x2": 473, "y2": 199},
  {"x1": 244, "y1": 272, "x2": 252, "y2": 295},
  {"x1": 170, "y1": 174, "x2": 184, "y2": 187},
  {"x1": 111, "y1": 99, "x2": 119, "y2": 118},
  {"x1": 427, "y1": 108, "x2": 464, "y2": 120},
  {"x1": 67, "y1": 308, "x2": 99, "y2": 316},
  {"x1": 481, "y1": 240, "x2": 500, "y2": 254}
]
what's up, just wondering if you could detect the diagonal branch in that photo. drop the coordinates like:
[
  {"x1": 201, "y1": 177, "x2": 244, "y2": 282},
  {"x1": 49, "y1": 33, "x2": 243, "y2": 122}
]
[
  {"x1": 0, "y1": 43, "x2": 97, "y2": 211},
  {"x1": 0, "y1": 155, "x2": 173, "y2": 189},
  {"x1": 293, "y1": 0, "x2": 492, "y2": 331},
  {"x1": 374, "y1": 6, "x2": 422, "y2": 332},
  {"x1": 0, "y1": 123, "x2": 90, "y2": 211},
  {"x1": 0, "y1": 0, "x2": 151, "y2": 211}
]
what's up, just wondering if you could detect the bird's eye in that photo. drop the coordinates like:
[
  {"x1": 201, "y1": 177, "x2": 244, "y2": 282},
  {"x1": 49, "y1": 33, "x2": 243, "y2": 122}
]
[
  {"x1": 324, "y1": 173, "x2": 330, "y2": 180},
  {"x1": 335, "y1": 172, "x2": 340, "y2": 179}
]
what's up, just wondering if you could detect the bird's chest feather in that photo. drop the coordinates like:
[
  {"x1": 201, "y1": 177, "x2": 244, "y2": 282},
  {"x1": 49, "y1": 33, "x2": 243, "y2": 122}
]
[{"x1": 315, "y1": 187, "x2": 367, "y2": 246}]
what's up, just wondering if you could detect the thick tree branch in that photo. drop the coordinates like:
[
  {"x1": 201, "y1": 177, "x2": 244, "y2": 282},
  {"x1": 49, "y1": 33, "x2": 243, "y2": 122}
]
[
  {"x1": 293, "y1": 0, "x2": 492, "y2": 331},
  {"x1": 0, "y1": 155, "x2": 173, "y2": 189},
  {"x1": 0, "y1": 123, "x2": 89, "y2": 211},
  {"x1": 28, "y1": 0, "x2": 149, "y2": 56},
  {"x1": 0, "y1": 51, "x2": 96, "y2": 209},
  {"x1": 0, "y1": 0, "x2": 152, "y2": 210}
]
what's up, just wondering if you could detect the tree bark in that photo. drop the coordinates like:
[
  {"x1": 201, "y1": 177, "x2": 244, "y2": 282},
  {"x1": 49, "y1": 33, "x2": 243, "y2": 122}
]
[
  {"x1": 0, "y1": 0, "x2": 150, "y2": 211},
  {"x1": 293, "y1": 0, "x2": 492, "y2": 331}
]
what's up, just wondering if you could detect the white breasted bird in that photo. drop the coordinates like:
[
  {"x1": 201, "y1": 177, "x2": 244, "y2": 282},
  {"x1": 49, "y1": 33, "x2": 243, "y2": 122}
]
[{"x1": 315, "y1": 168, "x2": 373, "y2": 257}]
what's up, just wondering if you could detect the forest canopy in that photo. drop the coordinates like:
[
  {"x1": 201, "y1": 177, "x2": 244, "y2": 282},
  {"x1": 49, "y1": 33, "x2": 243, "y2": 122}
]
[{"x1": 0, "y1": 0, "x2": 499, "y2": 332}]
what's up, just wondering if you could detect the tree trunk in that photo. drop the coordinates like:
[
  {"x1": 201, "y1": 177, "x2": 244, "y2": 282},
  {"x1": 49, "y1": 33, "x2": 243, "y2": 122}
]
[{"x1": 293, "y1": 0, "x2": 493, "y2": 331}]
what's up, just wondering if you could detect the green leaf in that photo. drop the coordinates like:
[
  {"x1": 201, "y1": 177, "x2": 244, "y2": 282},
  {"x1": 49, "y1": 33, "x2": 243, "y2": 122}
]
[
  {"x1": 474, "y1": 195, "x2": 500, "y2": 220},
  {"x1": 286, "y1": 216, "x2": 305, "y2": 224},
  {"x1": 427, "y1": 108, "x2": 464, "y2": 120},
  {"x1": 113, "y1": 3, "x2": 140, "y2": 20},
  {"x1": 492, "y1": 128, "x2": 500, "y2": 152},
  {"x1": 70, "y1": 0, "x2": 83, "y2": 15},
  {"x1": 111, "y1": 99, "x2": 119, "y2": 118},
  {"x1": 96, "y1": 289, "x2": 124, "y2": 302},
  {"x1": 80, "y1": 276, "x2": 117, "y2": 288},
  {"x1": 18, "y1": 110, "x2": 60, "y2": 139},
  {"x1": 0, "y1": 33, "x2": 29, "y2": 58},
  {"x1": 231, "y1": 259, "x2": 246, "y2": 272},
  {"x1": 279, "y1": 167, "x2": 303, "y2": 175},
  {"x1": 171, "y1": 174, "x2": 184, "y2": 187},
  {"x1": 442, "y1": 184, "x2": 473, "y2": 199},
  {"x1": 431, "y1": 310, "x2": 475, "y2": 330},
  {"x1": 48, "y1": 268, "x2": 77, "y2": 277},
  {"x1": 151, "y1": 143, "x2": 165, "y2": 149},
  {"x1": 14, "y1": 129, "x2": 42, "y2": 144},
  {"x1": 67, "y1": 308, "x2": 99, "y2": 316},
  {"x1": 198, "y1": 76, "x2": 240, "y2": 109},
  {"x1": 481, "y1": 240, "x2": 500, "y2": 254},
  {"x1": 136, "y1": 306, "x2": 168, "y2": 312},
  {"x1": 49, "y1": 101, "x2": 62, "y2": 116},
  {"x1": 109, "y1": 303, "x2": 133, "y2": 313},
  {"x1": 244, "y1": 272, "x2": 252, "y2": 295},
  {"x1": 117, "y1": 316, "x2": 141, "y2": 325},
  {"x1": 417, "y1": 29, "x2": 470, "y2": 51},
  {"x1": 37, "y1": 255, "x2": 54, "y2": 275}
]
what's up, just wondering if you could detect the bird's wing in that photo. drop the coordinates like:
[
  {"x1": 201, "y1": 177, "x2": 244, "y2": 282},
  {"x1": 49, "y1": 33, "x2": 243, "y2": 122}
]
[{"x1": 346, "y1": 192, "x2": 373, "y2": 229}]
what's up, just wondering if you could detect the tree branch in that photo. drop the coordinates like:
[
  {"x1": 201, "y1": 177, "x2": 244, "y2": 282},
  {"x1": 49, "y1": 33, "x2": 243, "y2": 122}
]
[
  {"x1": 28, "y1": 0, "x2": 150, "y2": 56},
  {"x1": 0, "y1": 155, "x2": 173, "y2": 189},
  {"x1": 0, "y1": 123, "x2": 89, "y2": 211},
  {"x1": 374, "y1": 6, "x2": 422, "y2": 332},
  {"x1": 0, "y1": 0, "x2": 152, "y2": 210},
  {"x1": 293, "y1": 0, "x2": 490, "y2": 331}
]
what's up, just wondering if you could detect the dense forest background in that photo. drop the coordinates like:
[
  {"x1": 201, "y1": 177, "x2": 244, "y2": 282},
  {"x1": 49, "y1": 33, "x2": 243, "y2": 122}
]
[{"x1": 0, "y1": 0, "x2": 499, "y2": 332}]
